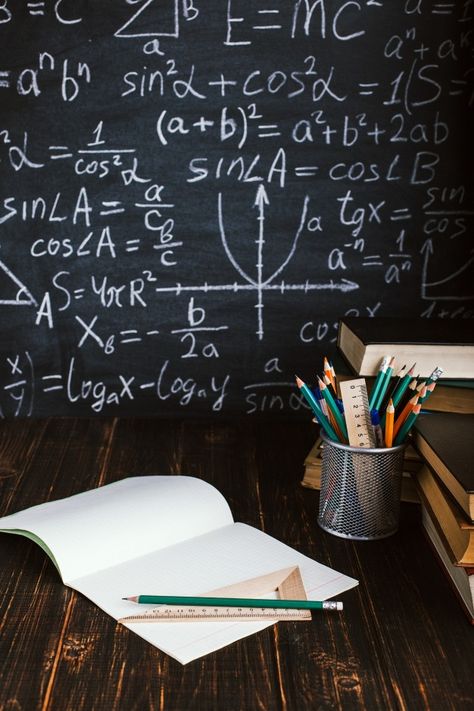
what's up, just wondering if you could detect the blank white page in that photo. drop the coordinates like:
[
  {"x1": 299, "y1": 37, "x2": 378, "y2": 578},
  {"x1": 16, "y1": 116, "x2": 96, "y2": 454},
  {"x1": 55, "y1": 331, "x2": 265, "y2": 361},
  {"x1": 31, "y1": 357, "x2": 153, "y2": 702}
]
[
  {"x1": 72, "y1": 522, "x2": 359, "y2": 665},
  {"x1": 0, "y1": 476, "x2": 233, "y2": 582}
]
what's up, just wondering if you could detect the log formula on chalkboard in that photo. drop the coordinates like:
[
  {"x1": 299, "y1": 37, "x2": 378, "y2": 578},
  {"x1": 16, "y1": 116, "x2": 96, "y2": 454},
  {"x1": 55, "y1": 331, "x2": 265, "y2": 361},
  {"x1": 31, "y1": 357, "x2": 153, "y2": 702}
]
[{"x1": 0, "y1": 1, "x2": 472, "y2": 417}]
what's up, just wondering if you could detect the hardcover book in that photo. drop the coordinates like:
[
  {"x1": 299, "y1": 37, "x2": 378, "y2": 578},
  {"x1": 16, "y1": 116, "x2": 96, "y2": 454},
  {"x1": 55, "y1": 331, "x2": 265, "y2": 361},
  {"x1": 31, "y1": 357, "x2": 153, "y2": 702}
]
[
  {"x1": 337, "y1": 317, "x2": 474, "y2": 379},
  {"x1": 421, "y1": 505, "x2": 474, "y2": 624},
  {"x1": 413, "y1": 413, "x2": 474, "y2": 521},
  {"x1": 414, "y1": 464, "x2": 474, "y2": 567}
]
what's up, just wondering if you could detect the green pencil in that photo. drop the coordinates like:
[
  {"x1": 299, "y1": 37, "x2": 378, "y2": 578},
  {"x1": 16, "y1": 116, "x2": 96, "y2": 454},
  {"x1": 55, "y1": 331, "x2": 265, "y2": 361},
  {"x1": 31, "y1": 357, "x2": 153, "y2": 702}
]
[
  {"x1": 373, "y1": 356, "x2": 395, "y2": 411},
  {"x1": 369, "y1": 356, "x2": 391, "y2": 410},
  {"x1": 317, "y1": 377, "x2": 348, "y2": 441},
  {"x1": 392, "y1": 363, "x2": 416, "y2": 408},
  {"x1": 295, "y1": 376, "x2": 339, "y2": 442},
  {"x1": 393, "y1": 403, "x2": 421, "y2": 445},
  {"x1": 426, "y1": 366, "x2": 444, "y2": 385},
  {"x1": 418, "y1": 381, "x2": 436, "y2": 404},
  {"x1": 123, "y1": 594, "x2": 343, "y2": 610}
]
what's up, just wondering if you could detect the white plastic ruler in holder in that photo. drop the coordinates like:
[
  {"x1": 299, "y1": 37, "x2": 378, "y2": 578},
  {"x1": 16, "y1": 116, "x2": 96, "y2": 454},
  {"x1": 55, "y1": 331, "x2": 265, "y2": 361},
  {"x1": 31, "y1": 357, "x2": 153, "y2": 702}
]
[
  {"x1": 119, "y1": 566, "x2": 312, "y2": 623},
  {"x1": 339, "y1": 378, "x2": 376, "y2": 448}
]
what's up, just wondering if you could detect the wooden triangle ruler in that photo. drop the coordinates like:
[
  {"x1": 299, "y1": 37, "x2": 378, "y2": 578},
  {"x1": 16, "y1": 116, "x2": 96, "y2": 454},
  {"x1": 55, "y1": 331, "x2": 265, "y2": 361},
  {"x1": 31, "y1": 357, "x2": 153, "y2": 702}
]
[{"x1": 119, "y1": 566, "x2": 312, "y2": 623}]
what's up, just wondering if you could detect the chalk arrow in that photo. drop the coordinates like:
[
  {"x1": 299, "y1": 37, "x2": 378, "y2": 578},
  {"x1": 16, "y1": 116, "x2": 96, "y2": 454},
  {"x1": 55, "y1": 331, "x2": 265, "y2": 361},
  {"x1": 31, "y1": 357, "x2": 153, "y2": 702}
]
[
  {"x1": 420, "y1": 238, "x2": 434, "y2": 258},
  {"x1": 254, "y1": 184, "x2": 269, "y2": 215},
  {"x1": 420, "y1": 238, "x2": 434, "y2": 299},
  {"x1": 253, "y1": 185, "x2": 269, "y2": 307}
]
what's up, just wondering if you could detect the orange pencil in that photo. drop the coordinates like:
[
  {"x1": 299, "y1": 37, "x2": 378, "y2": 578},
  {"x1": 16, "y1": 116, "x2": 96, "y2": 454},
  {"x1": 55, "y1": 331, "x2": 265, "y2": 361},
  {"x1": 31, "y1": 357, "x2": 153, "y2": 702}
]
[
  {"x1": 329, "y1": 359, "x2": 338, "y2": 394},
  {"x1": 323, "y1": 357, "x2": 337, "y2": 394},
  {"x1": 384, "y1": 399, "x2": 395, "y2": 448},
  {"x1": 393, "y1": 394, "x2": 418, "y2": 439},
  {"x1": 327, "y1": 409, "x2": 345, "y2": 442}
]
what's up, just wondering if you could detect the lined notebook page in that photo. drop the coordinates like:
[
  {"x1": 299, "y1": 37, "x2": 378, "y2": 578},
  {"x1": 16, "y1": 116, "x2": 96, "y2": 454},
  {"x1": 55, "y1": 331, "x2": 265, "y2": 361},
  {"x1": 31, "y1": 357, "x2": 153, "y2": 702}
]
[{"x1": 73, "y1": 522, "x2": 358, "y2": 665}]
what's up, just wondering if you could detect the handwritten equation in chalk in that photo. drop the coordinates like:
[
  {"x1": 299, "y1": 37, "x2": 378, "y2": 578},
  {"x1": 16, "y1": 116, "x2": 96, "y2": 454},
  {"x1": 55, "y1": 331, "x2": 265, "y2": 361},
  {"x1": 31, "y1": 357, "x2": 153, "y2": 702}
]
[{"x1": 0, "y1": 0, "x2": 472, "y2": 417}]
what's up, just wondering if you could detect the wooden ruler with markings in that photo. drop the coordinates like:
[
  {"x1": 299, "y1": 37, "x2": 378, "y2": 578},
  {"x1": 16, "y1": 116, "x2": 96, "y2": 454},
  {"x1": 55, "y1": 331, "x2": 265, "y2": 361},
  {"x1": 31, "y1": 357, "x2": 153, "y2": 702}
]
[
  {"x1": 339, "y1": 378, "x2": 376, "y2": 448},
  {"x1": 119, "y1": 566, "x2": 312, "y2": 623}
]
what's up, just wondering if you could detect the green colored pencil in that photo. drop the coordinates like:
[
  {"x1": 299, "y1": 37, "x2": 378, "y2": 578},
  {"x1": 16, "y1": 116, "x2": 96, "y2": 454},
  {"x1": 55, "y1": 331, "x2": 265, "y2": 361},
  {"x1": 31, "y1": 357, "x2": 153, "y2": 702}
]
[
  {"x1": 369, "y1": 356, "x2": 391, "y2": 410},
  {"x1": 373, "y1": 357, "x2": 395, "y2": 411},
  {"x1": 317, "y1": 377, "x2": 348, "y2": 440},
  {"x1": 380, "y1": 363, "x2": 416, "y2": 427},
  {"x1": 123, "y1": 594, "x2": 343, "y2": 610},
  {"x1": 418, "y1": 381, "x2": 436, "y2": 404},
  {"x1": 394, "y1": 403, "x2": 421, "y2": 445},
  {"x1": 426, "y1": 366, "x2": 444, "y2": 386},
  {"x1": 295, "y1": 376, "x2": 339, "y2": 441},
  {"x1": 392, "y1": 363, "x2": 416, "y2": 408}
]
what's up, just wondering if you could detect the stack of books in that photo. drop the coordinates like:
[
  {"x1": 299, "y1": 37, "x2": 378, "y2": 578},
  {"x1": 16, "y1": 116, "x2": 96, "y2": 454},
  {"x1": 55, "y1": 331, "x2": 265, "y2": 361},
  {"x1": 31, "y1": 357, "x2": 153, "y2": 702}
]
[
  {"x1": 412, "y1": 413, "x2": 474, "y2": 624},
  {"x1": 325, "y1": 316, "x2": 474, "y2": 622}
]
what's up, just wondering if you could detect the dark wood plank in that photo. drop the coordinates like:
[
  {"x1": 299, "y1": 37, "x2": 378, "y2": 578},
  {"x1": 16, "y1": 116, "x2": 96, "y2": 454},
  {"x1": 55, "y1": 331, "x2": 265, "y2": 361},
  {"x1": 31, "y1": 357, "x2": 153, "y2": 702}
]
[{"x1": 0, "y1": 418, "x2": 116, "y2": 711}]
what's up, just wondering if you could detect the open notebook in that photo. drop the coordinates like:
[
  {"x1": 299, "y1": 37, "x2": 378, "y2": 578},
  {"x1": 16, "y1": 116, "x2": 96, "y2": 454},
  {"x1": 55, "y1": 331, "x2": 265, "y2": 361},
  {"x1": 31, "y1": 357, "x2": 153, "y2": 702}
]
[{"x1": 0, "y1": 476, "x2": 358, "y2": 664}]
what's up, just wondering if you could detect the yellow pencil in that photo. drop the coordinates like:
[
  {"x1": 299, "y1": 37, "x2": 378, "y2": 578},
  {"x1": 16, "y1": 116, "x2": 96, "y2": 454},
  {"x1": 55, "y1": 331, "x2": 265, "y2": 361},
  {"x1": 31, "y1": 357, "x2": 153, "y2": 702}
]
[{"x1": 384, "y1": 399, "x2": 395, "y2": 448}]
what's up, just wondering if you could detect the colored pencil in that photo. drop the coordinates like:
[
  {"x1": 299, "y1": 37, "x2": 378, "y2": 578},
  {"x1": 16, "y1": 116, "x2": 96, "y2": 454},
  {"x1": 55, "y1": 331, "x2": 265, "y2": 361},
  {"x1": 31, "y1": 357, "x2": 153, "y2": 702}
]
[
  {"x1": 394, "y1": 403, "x2": 421, "y2": 445},
  {"x1": 391, "y1": 363, "x2": 416, "y2": 408},
  {"x1": 381, "y1": 363, "x2": 406, "y2": 413},
  {"x1": 318, "y1": 377, "x2": 348, "y2": 441},
  {"x1": 419, "y1": 381, "x2": 436, "y2": 404},
  {"x1": 393, "y1": 394, "x2": 418, "y2": 439},
  {"x1": 416, "y1": 380, "x2": 426, "y2": 394},
  {"x1": 380, "y1": 363, "x2": 410, "y2": 426},
  {"x1": 370, "y1": 409, "x2": 384, "y2": 447},
  {"x1": 122, "y1": 594, "x2": 343, "y2": 610},
  {"x1": 426, "y1": 366, "x2": 444, "y2": 385},
  {"x1": 315, "y1": 387, "x2": 329, "y2": 417},
  {"x1": 329, "y1": 360, "x2": 338, "y2": 394},
  {"x1": 384, "y1": 399, "x2": 395, "y2": 448},
  {"x1": 373, "y1": 357, "x2": 395, "y2": 411},
  {"x1": 295, "y1": 376, "x2": 339, "y2": 441},
  {"x1": 318, "y1": 379, "x2": 345, "y2": 441},
  {"x1": 395, "y1": 375, "x2": 418, "y2": 415},
  {"x1": 323, "y1": 357, "x2": 337, "y2": 394},
  {"x1": 369, "y1": 356, "x2": 391, "y2": 410}
]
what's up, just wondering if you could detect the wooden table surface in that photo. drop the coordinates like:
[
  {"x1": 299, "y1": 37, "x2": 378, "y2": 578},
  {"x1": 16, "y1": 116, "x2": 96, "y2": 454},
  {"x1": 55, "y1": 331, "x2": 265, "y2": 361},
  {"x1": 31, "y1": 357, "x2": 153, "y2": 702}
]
[{"x1": 0, "y1": 417, "x2": 473, "y2": 711}]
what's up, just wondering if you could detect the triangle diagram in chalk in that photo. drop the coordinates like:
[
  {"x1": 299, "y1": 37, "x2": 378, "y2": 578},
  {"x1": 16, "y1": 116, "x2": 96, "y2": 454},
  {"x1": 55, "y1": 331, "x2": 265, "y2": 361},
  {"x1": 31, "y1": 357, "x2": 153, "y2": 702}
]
[
  {"x1": 0, "y1": 258, "x2": 37, "y2": 306},
  {"x1": 115, "y1": 0, "x2": 179, "y2": 39}
]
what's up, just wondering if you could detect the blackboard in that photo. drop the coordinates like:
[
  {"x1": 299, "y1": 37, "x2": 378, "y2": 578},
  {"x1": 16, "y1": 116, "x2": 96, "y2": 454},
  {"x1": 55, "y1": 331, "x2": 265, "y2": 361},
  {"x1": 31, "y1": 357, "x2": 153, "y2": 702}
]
[{"x1": 0, "y1": 0, "x2": 472, "y2": 418}]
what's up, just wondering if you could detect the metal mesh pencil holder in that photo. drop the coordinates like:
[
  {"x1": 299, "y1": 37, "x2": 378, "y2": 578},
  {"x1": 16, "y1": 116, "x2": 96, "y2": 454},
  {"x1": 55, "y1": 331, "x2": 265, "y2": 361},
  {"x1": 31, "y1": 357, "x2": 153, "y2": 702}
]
[{"x1": 318, "y1": 433, "x2": 406, "y2": 540}]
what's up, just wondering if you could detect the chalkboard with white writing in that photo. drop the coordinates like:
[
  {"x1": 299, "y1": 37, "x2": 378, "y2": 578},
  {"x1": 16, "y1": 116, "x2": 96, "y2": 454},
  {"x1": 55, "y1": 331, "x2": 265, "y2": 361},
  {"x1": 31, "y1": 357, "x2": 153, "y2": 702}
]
[{"x1": 0, "y1": 1, "x2": 472, "y2": 418}]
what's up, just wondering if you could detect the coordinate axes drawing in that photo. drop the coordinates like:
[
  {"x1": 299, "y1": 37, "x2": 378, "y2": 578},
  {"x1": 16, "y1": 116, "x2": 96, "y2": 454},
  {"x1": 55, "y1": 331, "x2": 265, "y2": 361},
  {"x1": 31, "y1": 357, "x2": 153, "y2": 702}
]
[{"x1": 154, "y1": 188, "x2": 360, "y2": 340}]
